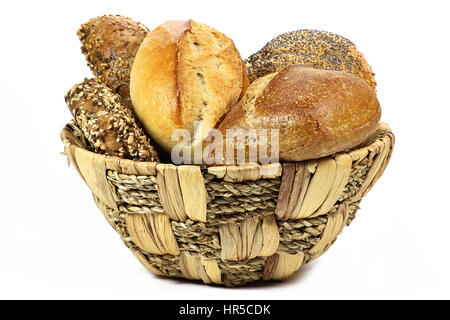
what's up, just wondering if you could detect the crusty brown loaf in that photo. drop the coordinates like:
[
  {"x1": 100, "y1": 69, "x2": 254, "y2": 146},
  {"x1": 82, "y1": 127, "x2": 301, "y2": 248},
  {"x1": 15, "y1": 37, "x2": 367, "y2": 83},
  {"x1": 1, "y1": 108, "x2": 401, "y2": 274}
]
[
  {"x1": 245, "y1": 29, "x2": 376, "y2": 89},
  {"x1": 78, "y1": 15, "x2": 149, "y2": 109},
  {"x1": 130, "y1": 19, "x2": 249, "y2": 153},
  {"x1": 65, "y1": 78, "x2": 159, "y2": 162},
  {"x1": 217, "y1": 65, "x2": 381, "y2": 163}
]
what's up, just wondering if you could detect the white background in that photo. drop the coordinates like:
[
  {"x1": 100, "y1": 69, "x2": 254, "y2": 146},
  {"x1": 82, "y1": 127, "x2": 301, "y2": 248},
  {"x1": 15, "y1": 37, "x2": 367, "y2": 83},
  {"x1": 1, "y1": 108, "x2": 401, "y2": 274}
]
[{"x1": 1, "y1": 0, "x2": 449, "y2": 299}]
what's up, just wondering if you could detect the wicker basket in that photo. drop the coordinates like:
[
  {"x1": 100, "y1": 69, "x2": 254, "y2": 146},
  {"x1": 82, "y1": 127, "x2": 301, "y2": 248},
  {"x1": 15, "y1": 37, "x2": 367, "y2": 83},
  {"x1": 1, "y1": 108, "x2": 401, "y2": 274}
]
[{"x1": 61, "y1": 121, "x2": 394, "y2": 287}]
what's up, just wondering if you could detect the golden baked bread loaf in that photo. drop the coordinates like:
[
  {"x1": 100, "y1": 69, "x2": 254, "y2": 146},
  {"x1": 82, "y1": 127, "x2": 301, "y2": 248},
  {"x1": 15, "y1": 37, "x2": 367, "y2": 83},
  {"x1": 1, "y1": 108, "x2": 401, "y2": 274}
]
[
  {"x1": 245, "y1": 29, "x2": 376, "y2": 89},
  {"x1": 217, "y1": 65, "x2": 381, "y2": 163},
  {"x1": 65, "y1": 78, "x2": 159, "y2": 162},
  {"x1": 78, "y1": 15, "x2": 150, "y2": 109},
  {"x1": 130, "y1": 19, "x2": 249, "y2": 153}
]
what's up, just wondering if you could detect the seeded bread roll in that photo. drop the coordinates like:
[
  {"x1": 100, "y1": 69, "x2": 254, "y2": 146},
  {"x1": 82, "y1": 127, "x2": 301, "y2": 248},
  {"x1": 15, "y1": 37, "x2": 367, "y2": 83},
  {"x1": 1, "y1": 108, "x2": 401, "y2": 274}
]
[
  {"x1": 65, "y1": 78, "x2": 159, "y2": 162},
  {"x1": 78, "y1": 15, "x2": 149, "y2": 109},
  {"x1": 245, "y1": 29, "x2": 376, "y2": 89},
  {"x1": 217, "y1": 65, "x2": 381, "y2": 163},
  {"x1": 130, "y1": 19, "x2": 249, "y2": 153}
]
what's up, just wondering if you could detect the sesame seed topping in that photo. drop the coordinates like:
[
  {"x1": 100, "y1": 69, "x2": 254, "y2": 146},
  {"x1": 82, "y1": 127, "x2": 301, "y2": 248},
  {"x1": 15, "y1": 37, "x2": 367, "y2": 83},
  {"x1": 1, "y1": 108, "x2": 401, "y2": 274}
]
[{"x1": 65, "y1": 78, "x2": 159, "y2": 162}]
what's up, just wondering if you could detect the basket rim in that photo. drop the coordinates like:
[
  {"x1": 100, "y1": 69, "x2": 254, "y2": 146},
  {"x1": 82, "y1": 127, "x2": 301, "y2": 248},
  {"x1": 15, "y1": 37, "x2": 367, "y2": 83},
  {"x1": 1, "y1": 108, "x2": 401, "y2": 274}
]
[{"x1": 61, "y1": 121, "x2": 394, "y2": 177}]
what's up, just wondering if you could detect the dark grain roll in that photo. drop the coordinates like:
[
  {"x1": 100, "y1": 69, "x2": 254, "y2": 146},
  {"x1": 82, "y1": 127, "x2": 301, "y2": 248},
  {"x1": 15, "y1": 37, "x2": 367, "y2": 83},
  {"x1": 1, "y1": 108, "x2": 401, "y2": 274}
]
[
  {"x1": 65, "y1": 78, "x2": 159, "y2": 162},
  {"x1": 245, "y1": 29, "x2": 376, "y2": 89},
  {"x1": 77, "y1": 15, "x2": 149, "y2": 109}
]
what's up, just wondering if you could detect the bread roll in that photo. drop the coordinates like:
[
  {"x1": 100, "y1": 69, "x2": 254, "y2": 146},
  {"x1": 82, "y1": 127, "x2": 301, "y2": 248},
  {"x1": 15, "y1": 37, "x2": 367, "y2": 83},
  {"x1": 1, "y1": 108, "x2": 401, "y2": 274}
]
[
  {"x1": 78, "y1": 15, "x2": 149, "y2": 109},
  {"x1": 65, "y1": 78, "x2": 159, "y2": 162},
  {"x1": 245, "y1": 30, "x2": 376, "y2": 89},
  {"x1": 130, "y1": 19, "x2": 249, "y2": 153},
  {"x1": 217, "y1": 65, "x2": 381, "y2": 163}
]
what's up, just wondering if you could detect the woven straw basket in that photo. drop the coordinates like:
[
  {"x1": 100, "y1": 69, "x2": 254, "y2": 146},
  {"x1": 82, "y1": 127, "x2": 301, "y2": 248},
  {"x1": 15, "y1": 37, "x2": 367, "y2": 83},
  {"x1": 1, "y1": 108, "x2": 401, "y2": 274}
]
[{"x1": 61, "y1": 121, "x2": 394, "y2": 287}]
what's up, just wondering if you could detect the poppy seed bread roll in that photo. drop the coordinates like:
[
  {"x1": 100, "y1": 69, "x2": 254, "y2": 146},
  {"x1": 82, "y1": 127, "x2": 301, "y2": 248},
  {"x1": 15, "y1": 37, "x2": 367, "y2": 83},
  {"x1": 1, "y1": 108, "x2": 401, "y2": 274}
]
[
  {"x1": 130, "y1": 19, "x2": 249, "y2": 153},
  {"x1": 217, "y1": 65, "x2": 381, "y2": 163},
  {"x1": 245, "y1": 29, "x2": 376, "y2": 89},
  {"x1": 78, "y1": 15, "x2": 150, "y2": 109},
  {"x1": 65, "y1": 78, "x2": 159, "y2": 162}
]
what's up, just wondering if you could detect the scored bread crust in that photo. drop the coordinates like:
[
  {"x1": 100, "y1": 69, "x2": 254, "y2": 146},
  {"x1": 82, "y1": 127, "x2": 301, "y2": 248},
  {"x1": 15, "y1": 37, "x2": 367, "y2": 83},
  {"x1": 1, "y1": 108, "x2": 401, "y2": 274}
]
[
  {"x1": 130, "y1": 20, "x2": 186, "y2": 151},
  {"x1": 218, "y1": 65, "x2": 381, "y2": 163},
  {"x1": 178, "y1": 21, "x2": 249, "y2": 140},
  {"x1": 245, "y1": 29, "x2": 376, "y2": 90},
  {"x1": 130, "y1": 20, "x2": 249, "y2": 153},
  {"x1": 78, "y1": 15, "x2": 150, "y2": 109}
]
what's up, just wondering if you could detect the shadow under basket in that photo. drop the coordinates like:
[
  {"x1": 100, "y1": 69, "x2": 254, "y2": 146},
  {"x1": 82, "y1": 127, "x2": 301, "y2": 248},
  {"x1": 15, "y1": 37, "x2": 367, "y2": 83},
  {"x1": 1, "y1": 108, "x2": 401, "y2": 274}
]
[{"x1": 61, "y1": 122, "x2": 394, "y2": 287}]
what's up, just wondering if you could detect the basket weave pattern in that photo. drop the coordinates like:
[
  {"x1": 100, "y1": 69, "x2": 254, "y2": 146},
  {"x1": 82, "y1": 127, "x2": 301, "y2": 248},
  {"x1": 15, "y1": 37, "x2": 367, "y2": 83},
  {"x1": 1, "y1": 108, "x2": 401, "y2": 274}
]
[{"x1": 62, "y1": 122, "x2": 394, "y2": 287}]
